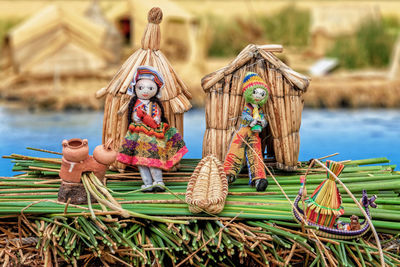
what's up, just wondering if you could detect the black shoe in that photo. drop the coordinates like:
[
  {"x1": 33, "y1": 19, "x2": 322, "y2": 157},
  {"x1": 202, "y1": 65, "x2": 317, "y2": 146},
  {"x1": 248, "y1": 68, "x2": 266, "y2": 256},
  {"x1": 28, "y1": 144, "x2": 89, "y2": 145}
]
[
  {"x1": 255, "y1": 179, "x2": 268, "y2": 192},
  {"x1": 227, "y1": 174, "x2": 236, "y2": 184}
]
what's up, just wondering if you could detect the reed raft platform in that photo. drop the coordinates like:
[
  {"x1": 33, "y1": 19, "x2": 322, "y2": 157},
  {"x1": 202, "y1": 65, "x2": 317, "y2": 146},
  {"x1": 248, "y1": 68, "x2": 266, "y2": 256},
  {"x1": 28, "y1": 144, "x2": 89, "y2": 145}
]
[{"x1": 1, "y1": 150, "x2": 400, "y2": 266}]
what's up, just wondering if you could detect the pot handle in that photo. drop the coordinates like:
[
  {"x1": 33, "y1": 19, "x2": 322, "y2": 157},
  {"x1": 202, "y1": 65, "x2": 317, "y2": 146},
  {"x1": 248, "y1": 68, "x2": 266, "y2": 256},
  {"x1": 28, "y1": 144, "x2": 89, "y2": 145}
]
[
  {"x1": 62, "y1": 139, "x2": 68, "y2": 148},
  {"x1": 82, "y1": 139, "x2": 88, "y2": 146},
  {"x1": 105, "y1": 139, "x2": 113, "y2": 150}
]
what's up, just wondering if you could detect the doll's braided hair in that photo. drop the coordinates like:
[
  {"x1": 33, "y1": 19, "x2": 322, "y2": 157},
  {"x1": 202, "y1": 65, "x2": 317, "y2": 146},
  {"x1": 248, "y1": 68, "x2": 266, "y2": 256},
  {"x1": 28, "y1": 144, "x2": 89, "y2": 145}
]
[{"x1": 127, "y1": 86, "x2": 168, "y2": 126}]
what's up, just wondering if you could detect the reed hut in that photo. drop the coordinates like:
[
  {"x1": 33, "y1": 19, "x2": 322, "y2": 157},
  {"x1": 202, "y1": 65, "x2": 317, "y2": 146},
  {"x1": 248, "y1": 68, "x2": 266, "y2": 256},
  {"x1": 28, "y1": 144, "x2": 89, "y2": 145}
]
[
  {"x1": 2, "y1": 4, "x2": 117, "y2": 78},
  {"x1": 202, "y1": 44, "x2": 310, "y2": 171},
  {"x1": 106, "y1": 0, "x2": 200, "y2": 62},
  {"x1": 96, "y1": 7, "x2": 192, "y2": 171}
]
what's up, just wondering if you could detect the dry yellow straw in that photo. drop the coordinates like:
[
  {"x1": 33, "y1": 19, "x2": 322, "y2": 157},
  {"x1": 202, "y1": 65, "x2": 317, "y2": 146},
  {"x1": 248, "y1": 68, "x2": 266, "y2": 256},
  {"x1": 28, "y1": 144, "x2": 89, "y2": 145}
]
[
  {"x1": 314, "y1": 159, "x2": 385, "y2": 267},
  {"x1": 313, "y1": 161, "x2": 343, "y2": 215}
]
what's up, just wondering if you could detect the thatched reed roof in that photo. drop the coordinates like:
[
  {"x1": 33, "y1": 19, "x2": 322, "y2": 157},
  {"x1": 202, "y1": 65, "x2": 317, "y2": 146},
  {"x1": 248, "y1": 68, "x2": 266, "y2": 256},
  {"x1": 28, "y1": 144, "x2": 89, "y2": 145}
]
[
  {"x1": 8, "y1": 4, "x2": 107, "y2": 54},
  {"x1": 201, "y1": 44, "x2": 310, "y2": 92},
  {"x1": 4, "y1": 4, "x2": 117, "y2": 76},
  {"x1": 96, "y1": 7, "x2": 192, "y2": 114}
]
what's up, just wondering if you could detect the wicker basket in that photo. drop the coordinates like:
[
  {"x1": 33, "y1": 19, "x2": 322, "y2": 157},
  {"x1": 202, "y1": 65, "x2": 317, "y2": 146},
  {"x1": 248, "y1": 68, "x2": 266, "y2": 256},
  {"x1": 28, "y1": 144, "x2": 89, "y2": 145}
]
[{"x1": 185, "y1": 155, "x2": 228, "y2": 214}]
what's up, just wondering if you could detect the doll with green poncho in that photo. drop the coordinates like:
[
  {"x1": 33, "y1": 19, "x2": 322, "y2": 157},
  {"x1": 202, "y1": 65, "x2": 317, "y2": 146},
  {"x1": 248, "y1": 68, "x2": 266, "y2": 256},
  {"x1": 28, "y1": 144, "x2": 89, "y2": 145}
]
[{"x1": 223, "y1": 72, "x2": 270, "y2": 192}]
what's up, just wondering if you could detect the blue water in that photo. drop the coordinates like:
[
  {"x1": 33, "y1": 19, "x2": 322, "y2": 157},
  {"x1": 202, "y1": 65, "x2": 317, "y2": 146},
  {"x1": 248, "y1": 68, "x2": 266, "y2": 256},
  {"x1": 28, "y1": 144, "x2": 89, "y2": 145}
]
[
  {"x1": 0, "y1": 107, "x2": 399, "y2": 176},
  {"x1": 300, "y1": 109, "x2": 400, "y2": 167}
]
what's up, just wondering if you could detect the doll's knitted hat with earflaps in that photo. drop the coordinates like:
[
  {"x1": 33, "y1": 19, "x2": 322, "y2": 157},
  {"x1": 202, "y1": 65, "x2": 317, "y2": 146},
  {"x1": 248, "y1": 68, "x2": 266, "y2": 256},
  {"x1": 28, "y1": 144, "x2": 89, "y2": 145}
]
[
  {"x1": 133, "y1": 66, "x2": 164, "y2": 89},
  {"x1": 242, "y1": 72, "x2": 270, "y2": 94},
  {"x1": 127, "y1": 66, "x2": 164, "y2": 96}
]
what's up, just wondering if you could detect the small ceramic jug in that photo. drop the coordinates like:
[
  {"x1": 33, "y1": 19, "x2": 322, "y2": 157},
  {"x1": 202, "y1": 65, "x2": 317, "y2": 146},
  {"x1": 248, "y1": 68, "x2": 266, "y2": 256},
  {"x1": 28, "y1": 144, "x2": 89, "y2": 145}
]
[
  {"x1": 93, "y1": 139, "x2": 117, "y2": 165},
  {"x1": 62, "y1": 138, "x2": 89, "y2": 162}
]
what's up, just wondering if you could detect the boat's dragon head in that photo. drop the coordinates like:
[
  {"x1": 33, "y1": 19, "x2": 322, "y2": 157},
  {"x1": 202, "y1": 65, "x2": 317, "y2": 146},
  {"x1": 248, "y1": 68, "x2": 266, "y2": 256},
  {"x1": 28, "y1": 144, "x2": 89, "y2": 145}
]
[{"x1": 361, "y1": 189, "x2": 377, "y2": 209}]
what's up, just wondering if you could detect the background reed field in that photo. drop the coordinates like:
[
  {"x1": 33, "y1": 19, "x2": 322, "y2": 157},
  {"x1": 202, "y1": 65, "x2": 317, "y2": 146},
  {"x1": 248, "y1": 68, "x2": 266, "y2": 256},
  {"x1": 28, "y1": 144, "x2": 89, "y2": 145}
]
[
  {"x1": 0, "y1": 18, "x2": 20, "y2": 38},
  {"x1": 206, "y1": 5, "x2": 400, "y2": 70},
  {"x1": 1, "y1": 1, "x2": 399, "y2": 108},
  {"x1": 207, "y1": 5, "x2": 311, "y2": 58},
  {"x1": 327, "y1": 19, "x2": 399, "y2": 69}
]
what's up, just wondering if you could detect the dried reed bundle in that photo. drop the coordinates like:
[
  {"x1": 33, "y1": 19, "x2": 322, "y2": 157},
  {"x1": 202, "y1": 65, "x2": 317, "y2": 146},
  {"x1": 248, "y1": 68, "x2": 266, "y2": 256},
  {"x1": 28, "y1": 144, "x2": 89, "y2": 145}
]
[
  {"x1": 306, "y1": 161, "x2": 345, "y2": 227},
  {"x1": 3, "y1": 149, "x2": 400, "y2": 266}
]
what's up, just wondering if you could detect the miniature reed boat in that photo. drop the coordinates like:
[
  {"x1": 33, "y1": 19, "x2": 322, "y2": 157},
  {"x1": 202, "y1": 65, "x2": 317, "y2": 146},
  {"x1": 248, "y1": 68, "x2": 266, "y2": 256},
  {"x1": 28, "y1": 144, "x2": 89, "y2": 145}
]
[{"x1": 292, "y1": 160, "x2": 377, "y2": 239}]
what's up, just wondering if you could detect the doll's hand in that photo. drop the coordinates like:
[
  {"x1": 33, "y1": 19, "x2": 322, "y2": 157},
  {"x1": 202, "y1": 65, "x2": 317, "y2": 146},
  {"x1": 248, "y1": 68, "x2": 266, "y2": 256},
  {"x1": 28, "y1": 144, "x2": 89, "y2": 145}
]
[
  {"x1": 260, "y1": 118, "x2": 267, "y2": 128},
  {"x1": 250, "y1": 120, "x2": 257, "y2": 127},
  {"x1": 136, "y1": 108, "x2": 146, "y2": 119},
  {"x1": 142, "y1": 115, "x2": 159, "y2": 128},
  {"x1": 133, "y1": 113, "x2": 142, "y2": 123}
]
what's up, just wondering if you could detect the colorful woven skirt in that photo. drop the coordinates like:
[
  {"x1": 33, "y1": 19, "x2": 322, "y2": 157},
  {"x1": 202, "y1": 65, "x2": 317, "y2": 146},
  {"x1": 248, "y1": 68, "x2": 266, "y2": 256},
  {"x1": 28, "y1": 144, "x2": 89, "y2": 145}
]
[{"x1": 117, "y1": 122, "x2": 188, "y2": 170}]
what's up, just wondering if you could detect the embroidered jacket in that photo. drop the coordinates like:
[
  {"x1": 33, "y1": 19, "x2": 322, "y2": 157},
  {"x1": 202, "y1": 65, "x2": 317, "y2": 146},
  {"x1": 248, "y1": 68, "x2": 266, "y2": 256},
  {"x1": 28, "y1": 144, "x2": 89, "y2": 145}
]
[
  {"x1": 133, "y1": 99, "x2": 161, "y2": 124},
  {"x1": 240, "y1": 103, "x2": 266, "y2": 128}
]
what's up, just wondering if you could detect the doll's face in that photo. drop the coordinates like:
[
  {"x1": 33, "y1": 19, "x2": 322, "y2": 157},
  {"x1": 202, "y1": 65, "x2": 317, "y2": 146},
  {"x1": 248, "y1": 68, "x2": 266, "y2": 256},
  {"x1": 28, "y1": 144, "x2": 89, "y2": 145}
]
[
  {"x1": 252, "y1": 88, "x2": 267, "y2": 102},
  {"x1": 244, "y1": 86, "x2": 268, "y2": 105},
  {"x1": 135, "y1": 79, "x2": 158, "y2": 100}
]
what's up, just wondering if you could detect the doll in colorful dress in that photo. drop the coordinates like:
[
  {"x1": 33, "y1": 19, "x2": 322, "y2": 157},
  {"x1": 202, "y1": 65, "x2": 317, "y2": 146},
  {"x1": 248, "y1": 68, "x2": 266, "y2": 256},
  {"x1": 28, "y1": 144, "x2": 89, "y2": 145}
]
[
  {"x1": 224, "y1": 72, "x2": 270, "y2": 192},
  {"x1": 117, "y1": 66, "x2": 188, "y2": 192}
]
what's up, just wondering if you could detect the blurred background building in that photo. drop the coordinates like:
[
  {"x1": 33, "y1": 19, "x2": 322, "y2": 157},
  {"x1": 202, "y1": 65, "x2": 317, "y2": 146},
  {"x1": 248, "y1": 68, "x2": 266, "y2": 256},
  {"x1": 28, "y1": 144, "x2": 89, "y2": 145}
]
[{"x1": 0, "y1": 0, "x2": 399, "y2": 110}]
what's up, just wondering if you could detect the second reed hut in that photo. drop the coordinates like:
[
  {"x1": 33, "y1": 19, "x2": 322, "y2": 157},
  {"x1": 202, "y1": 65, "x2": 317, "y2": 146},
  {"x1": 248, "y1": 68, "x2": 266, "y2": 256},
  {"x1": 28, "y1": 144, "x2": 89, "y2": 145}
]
[{"x1": 202, "y1": 44, "x2": 310, "y2": 171}]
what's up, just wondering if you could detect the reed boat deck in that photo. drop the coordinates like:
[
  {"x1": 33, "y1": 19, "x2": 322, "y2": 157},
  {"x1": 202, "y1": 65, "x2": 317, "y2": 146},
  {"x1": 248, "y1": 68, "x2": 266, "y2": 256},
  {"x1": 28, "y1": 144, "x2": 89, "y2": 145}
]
[{"x1": 1, "y1": 151, "x2": 400, "y2": 266}]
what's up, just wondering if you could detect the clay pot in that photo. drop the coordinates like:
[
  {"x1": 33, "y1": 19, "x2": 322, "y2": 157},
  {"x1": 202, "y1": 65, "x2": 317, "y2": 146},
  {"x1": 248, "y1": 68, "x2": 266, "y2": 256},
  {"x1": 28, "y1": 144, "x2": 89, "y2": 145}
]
[
  {"x1": 93, "y1": 139, "x2": 117, "y2": 165},
  {"x1": 62, "y1": 138, "x2": 89, "y2": 162}
]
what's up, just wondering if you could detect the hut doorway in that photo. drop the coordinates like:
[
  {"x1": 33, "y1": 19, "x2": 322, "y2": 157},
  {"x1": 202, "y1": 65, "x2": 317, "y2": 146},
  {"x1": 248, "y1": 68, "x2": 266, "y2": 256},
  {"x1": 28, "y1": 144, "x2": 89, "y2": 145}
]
[
  {"x1": 118, "y1": 17, "x2": 132, "y2": 45},
  {"x1": 260, "y1": 124, "x2": 276, "y2": 163}
]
